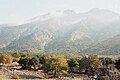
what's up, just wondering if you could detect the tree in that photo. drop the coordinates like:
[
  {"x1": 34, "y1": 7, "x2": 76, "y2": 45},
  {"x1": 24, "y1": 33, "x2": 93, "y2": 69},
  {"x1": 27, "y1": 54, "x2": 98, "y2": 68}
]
[
  {"x1": 115, "y1": 59, "x2": 120, "y2": 70},
  {"x1": 31, "y1": 57, "x2": 39, "y2": 70},
  {"x1": 0, "y1": 53, "x2": 13, "y2": 64},
  {"x1": 99, "y1": 57, "x2": 114, "y2": 67},
  {"x1": 39, "y1": 55, "x2": 46, "y2": 65},
  {"x1": 79, "y1": 55, "x2": 101, "y2": 75},
  {"x1": 67, "y1": 58, "x2": 79, "y2": 73},
  {"x1": 18, "y1": 58, "x2": 31, "y2": 70},
  {"x1": 44, "y1": 55, "x2": 68, "y2": 77},
  {"x1": 18, "y1": 57, "x2": 40, "y2": 70}
]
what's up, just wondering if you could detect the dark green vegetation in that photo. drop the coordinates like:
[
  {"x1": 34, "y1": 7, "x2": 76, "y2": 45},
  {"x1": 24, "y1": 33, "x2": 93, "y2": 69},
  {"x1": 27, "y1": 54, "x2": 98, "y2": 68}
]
[
  {"x1": 0, "y1": 9, "x2": 120, "y2": 54},
  {"x1": 0, "y1": 53, "x2": 120, "y2": 79}
]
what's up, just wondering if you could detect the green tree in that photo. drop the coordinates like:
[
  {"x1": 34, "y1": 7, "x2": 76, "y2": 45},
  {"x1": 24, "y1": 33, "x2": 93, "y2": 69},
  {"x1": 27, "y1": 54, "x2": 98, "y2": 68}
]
[
  {"x1": 115, "y1": 59, "x2": 120, "y2": 70},
  {"x1": 67, "y1": 58, "x2": 79, "y2": 73},
  {"x1": 39, "y1": 55, "x2": 46, "y2": 65},
  {"x1": 79, "y1": 55, "x2": 101, "y2": 75},
  {"x1": 18, "y1": 58, "x2": 32, "y2": 70},
  {"x1": 31, "y1": 57, "x2": 39, "y2": 70},
  {"x1": 99, "y1": 57, "x2": 114, "y2": 68},
  {"x1": 18, "y1": 57, "x2": 40, "y2": 70}
]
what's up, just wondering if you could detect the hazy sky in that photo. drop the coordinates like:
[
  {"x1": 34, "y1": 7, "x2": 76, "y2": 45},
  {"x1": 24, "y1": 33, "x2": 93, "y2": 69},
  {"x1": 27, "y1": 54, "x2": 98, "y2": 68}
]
[{"x1": 0, "y1": 0, "x2": 120, "y2": 24}]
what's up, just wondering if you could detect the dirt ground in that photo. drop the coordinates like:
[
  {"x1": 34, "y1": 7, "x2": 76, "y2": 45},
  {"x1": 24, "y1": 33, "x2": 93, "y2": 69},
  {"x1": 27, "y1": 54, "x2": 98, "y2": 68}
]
[
  {"x1": 0, "y1": 67, "x2": 46, "y2": 79},
  {"x1": 0, "y1": 62, "x2": 85, "y2": 80},
  {"x1": 0, "y1": 67, "x2": 84, "y2": 80}
]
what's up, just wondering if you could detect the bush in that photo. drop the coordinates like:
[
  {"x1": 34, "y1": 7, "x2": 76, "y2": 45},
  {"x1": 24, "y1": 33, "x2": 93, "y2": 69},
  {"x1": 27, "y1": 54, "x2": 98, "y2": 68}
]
[
  {"x1": 18, "y1": 57, "x2": 40, "y2": 70},
  {"x1": 0, "y1": 53, "x2": 13, "y2": 64}
]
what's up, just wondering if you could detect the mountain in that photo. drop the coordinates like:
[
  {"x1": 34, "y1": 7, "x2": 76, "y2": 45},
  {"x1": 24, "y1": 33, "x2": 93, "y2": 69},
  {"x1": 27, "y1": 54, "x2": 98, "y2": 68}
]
[
  {"x1": 82, "y1": 35, "x2": 120, "y2": 55},
  {"x1": 0, "y1": 9, "x2": 120, "y2": 54}
]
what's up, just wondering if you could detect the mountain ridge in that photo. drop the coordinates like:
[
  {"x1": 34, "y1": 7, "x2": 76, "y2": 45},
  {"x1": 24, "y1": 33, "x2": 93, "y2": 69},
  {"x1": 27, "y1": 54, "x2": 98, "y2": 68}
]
[{"x1": 0, "y1": 9, "x2": 120, "y2": 54}]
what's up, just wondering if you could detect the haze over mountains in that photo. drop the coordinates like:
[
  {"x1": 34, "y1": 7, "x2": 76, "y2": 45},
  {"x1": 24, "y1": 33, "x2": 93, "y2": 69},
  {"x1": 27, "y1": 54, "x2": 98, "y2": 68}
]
[{"x1": 0, "y1": 8, "x2": 120, "y2": 54}]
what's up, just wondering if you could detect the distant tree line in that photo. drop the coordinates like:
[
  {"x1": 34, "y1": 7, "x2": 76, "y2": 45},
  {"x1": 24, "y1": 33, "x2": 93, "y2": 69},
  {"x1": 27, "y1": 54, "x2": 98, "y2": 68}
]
[{"x1": 0, "y1": 52, "x2": 120, "y2": 79}]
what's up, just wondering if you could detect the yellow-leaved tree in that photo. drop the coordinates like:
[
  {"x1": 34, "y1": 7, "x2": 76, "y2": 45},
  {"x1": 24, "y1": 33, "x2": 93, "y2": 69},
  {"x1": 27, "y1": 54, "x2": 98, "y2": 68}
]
[
  {"x1": 44, "y1": 55, "x2": 68, "y2": 77},
  {"x1": 0, "y1": 53, "x2": 13, "y2": 64}
]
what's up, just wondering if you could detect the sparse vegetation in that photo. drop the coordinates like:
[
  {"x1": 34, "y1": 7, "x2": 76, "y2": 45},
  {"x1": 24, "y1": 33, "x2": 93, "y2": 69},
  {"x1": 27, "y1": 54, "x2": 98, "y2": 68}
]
[{"x1": 0, "y1": 53, "x2": 120, "y2": 79}]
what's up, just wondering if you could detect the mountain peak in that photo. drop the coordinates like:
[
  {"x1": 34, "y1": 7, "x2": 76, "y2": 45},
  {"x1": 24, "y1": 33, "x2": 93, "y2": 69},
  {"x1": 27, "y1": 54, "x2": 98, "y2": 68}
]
[
  {"x1": 63, "y1": 10, "x2": 76, "y2": 15},
  {"x1": 89, "y1": 8, "x2": 100, "y2": 12},
  {"x1": 47, "y1": 10, "x2": 64, "y2": 17}
]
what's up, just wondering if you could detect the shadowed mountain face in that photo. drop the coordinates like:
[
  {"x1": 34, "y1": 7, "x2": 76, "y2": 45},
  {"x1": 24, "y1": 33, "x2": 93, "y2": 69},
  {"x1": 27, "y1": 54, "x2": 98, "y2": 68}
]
[
  {"x1": 82, "y1": 35, "x2": 120, "y2": 55},
  {"x1": 0, "y1": 9, "x2": 120, "y2": 54}
]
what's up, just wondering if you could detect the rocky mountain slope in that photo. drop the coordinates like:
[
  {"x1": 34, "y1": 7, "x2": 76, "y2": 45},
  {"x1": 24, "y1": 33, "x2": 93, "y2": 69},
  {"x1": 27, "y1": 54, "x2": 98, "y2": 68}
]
[
  {"x1": 0, "y1": 8, "x2": 120, "y2": 54},
  {"x1": 82, "y1": 35, "x2": 120, "y2": 55}
]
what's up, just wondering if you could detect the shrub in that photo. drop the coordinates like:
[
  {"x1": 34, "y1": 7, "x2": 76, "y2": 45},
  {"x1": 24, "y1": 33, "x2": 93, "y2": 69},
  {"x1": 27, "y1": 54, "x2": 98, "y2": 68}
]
[
  {"x1": 0, "y1": 53, "x2": 13, "y2": 64},
  {"x1": 18, "y1": 57, "x2": 40, "y2": 70}
]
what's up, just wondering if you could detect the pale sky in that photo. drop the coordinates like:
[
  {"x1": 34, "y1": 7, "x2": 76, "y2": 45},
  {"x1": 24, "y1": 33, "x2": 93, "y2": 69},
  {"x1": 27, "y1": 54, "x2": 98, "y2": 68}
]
[{"x1": 0, "y1": 0, "x2": 120, "y2": 24}]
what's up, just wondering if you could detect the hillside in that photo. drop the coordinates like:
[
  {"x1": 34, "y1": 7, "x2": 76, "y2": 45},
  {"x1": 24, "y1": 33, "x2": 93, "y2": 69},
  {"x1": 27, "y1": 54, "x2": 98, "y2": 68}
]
[
  {"x1": 82, "y1": 35, "x2": 120, "y2": 55},
  {"x1": 0, "y1": 9, "x2": 120, "y2": 54}
]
